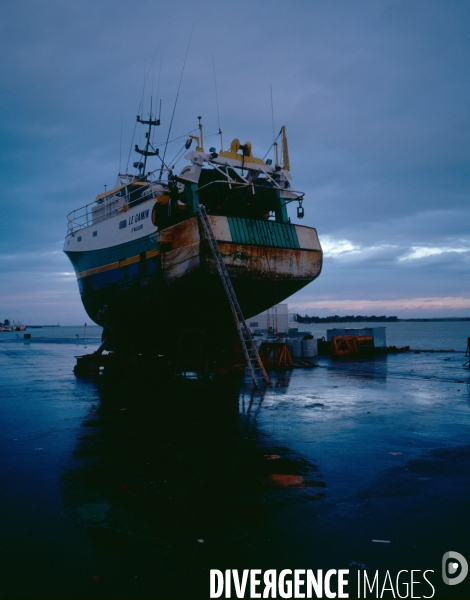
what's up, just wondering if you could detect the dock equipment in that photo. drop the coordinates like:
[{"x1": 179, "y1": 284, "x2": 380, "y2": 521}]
[
  {"x1": 197, "y1": 204, "x2": 270, "y2": 388},
  {"x1": 259, "y1": 341, "x2": 294, "y2": 371},
  {"x1": 331, "y1": 335, "x2": 374, "y2": 356}
]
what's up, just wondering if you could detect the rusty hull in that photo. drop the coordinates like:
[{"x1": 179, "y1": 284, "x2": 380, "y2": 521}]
[
  {"x1": 161, "y1": 215, "x2": 323, "y2": 286},
  {"x1": 215, "y1": 243, "x2": 322, "y2": 281},
  {"x1": 73, "y1": 215, "x2": 322, "y2": 355}
]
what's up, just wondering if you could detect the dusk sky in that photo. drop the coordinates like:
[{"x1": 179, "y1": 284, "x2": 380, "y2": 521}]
[{"x1": 1, "y1": 0, "x2": 469, "y2": 324}]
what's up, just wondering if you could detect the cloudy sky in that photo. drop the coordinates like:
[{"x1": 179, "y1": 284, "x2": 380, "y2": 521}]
[{"x1": 1, "y1": 0, "x2": 469, "y2": 323}]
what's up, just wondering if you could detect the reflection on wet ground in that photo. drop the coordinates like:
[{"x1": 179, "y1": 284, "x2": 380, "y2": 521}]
[{"x1": 0, "y1": 341, "x2": 469, "y2": 598}]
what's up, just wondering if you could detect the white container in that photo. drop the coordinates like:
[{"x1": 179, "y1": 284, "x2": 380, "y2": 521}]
[
  {"x1": 291, "y1": 338, "x2": 303, "y2": 357},
  {"x1": 302, "y1": 338, "x2": 318, "y2": 358}
]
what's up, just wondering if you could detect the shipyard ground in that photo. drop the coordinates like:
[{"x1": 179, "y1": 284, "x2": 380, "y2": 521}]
[{"x1": 0, "y1": 341, "x2": 469, "y2": 599}]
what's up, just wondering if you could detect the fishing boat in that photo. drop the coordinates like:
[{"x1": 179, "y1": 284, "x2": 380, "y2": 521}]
[{"x1": 64, "y1": 114, "x2": 322, "y2": 359}]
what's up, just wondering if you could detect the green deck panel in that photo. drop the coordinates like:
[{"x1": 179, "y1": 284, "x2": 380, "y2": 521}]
[{"x1": 227, "y1": 217, "x2": 300, "y2": 249}]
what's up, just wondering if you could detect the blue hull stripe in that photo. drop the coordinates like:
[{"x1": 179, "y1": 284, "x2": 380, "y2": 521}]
[
  {"x1": 65, "y1": 235, "x2": 159, "y2": 276},
  {"x1": 78, "y1": 255, "x2": 160, "y2": 296}
]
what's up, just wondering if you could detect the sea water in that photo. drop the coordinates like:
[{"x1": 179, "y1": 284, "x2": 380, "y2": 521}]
[
  {"x1": 0, "y1": 321, "x2": 469, "y2": 598},
  {"x1": 1, "y1": 321, "x2": 468, "y2": 350},
  {"x1": 0, "y1": 324, "x2": 102, "y2": 343},
  {"x1": 300, "y1": 320, "x2": 470, "y2": 351}
]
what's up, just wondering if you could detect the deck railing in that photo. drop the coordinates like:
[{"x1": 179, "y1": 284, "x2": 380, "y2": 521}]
[
  {"x1": 66, "y1": 173, "x2": 168, "y2": 234},
  {"x1": 66, "y1": 166, "x2": 305, "y2": 235}
]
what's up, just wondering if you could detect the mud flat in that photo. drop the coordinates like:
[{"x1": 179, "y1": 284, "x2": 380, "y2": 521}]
[{"x1": 0, "y1": 337, "x2": 469, "y2": 598}]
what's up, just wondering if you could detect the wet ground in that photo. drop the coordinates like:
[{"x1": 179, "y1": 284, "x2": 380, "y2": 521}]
[{"x1": 0, "y1": 338, "x2": 469, "y2": 599}]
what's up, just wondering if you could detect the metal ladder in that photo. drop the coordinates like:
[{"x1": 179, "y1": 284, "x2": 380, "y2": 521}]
[{"x1": 197, "y1": 204, "x2": 270, "y2": 388}]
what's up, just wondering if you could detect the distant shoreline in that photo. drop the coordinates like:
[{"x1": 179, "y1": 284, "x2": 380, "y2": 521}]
[
  {"x1": 397, "y1": 318, "x2": 470, "y2": 322},
  {"x1": 296, "y1": 315, "x2": 470, "y2": 324},
  {"x1": 24, "y1": 318, "x2": 470, "y2": 328},
  {"x1": 24, "y1": 325, "x2": 100, "y2": 328}
]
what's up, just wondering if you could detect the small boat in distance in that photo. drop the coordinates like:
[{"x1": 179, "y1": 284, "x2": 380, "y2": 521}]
[
  {"x1": 64, "y1": 111, "x2": 323, "y2": 360},
  {"x1": 0, "y1": 320, "x2": 26, "y2": 332}
]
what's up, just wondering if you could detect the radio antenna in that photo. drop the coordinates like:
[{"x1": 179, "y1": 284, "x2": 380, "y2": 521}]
[
  {"x1": 151, "y1": 64, "x2": 155, "y2": 104},
  {"x1": 141, "y1": 59, "x2": 147, "y2": 119},
  {"x1": 153, "y1": 55, "x2": 163, "y2": 147},
  {"x1": 270, "y1": 85, "x2": 275, "y2": 145},
  {"x1": 270, "y1": 85, "x2": 279, "y2": 165},
  {"x1": 212, "y1": 54, "x2": 223, "y2": 151},
  {"x1": 125, "y1": 44, "x2": 161, "y2": 174},
  {"x1": 119, "y1": 111, "x2": 123, "y2": 174},
  {"x1": 126, "y1": 65, "x2": 148, "y2": 173},
  {"x1": 156, "y1": 54, "x2": 163, "y2": 110},
  {"x1": 161, "y1": 24, "x2": 194, "y2": 176}
]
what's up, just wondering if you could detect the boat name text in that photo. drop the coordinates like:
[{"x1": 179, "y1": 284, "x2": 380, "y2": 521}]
[{"x1": 128, "y1": 209, "x2": 149, "y2": 226}]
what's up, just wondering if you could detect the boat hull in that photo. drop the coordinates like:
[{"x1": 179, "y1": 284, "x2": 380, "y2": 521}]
[{"x1": 65, "y1": 214, "x2": 322, "y2": 354}]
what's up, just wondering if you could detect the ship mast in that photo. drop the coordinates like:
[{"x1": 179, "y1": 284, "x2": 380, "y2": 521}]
[{"x1": 134, "y1": 99, "x2": 160, "y2": 176}]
